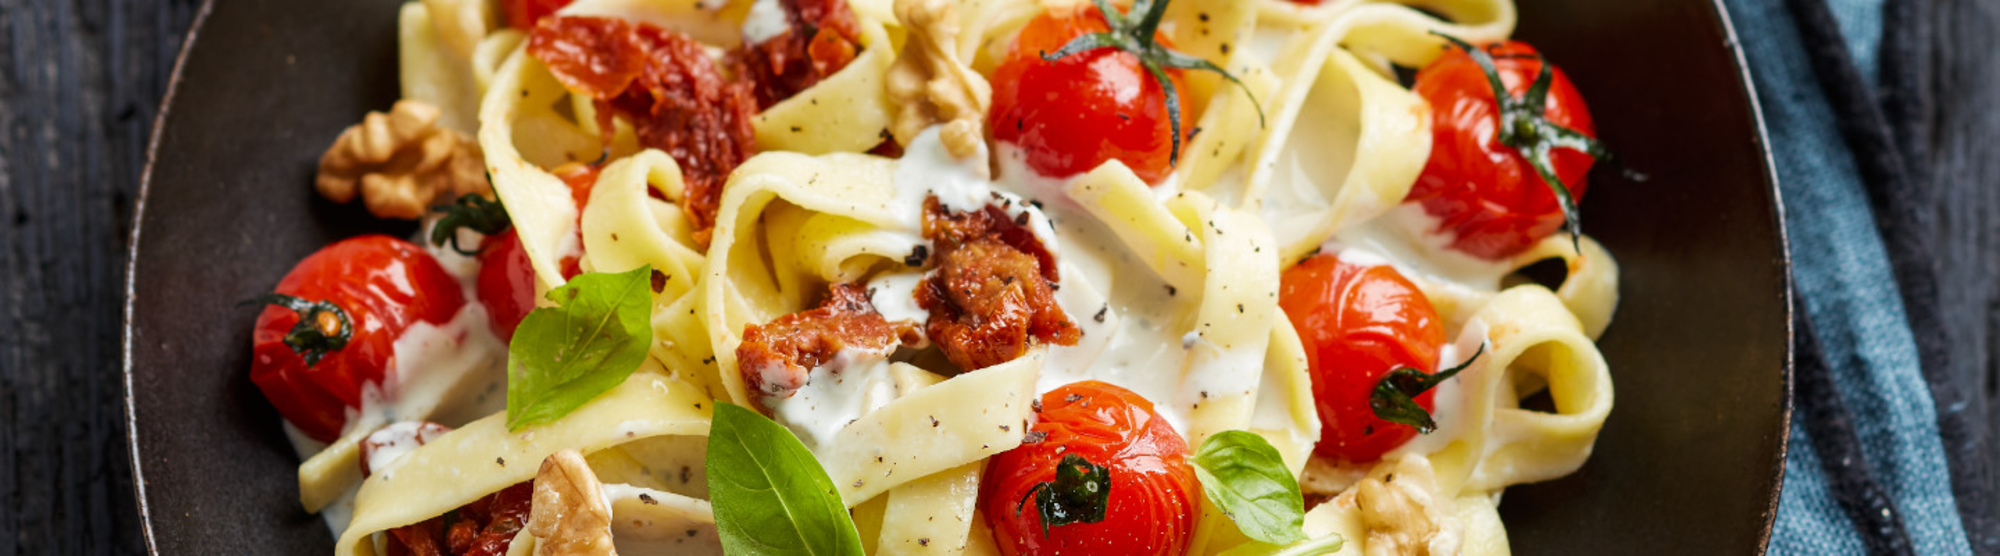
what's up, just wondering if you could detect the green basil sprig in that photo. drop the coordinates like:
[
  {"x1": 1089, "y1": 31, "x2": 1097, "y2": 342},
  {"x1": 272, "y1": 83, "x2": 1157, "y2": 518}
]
[
  {"x1": 1370, "y1": 343, "x2": 1486, "y2": 434},
  {"x1": 707, "y1": 403, "x2": 866, "y2": 556},
  {"x1": 504, "y1": 266, "x2": 654, "y2": 430},
  {"x1": 1192, "y1": 430, "x2": 1308, "y2": 545}
]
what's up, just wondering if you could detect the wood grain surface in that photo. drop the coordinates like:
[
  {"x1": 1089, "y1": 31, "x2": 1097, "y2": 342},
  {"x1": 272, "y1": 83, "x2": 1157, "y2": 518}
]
[{"x1": 0, "y1": 0, "x2": 1990, "y2": 553}]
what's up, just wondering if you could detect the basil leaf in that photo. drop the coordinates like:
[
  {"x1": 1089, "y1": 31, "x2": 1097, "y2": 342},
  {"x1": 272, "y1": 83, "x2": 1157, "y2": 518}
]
[
  {"x1": 504, "y1": 266, "x2": 654, "y2": 430},
  {"x1": 706, "y1": 403, "x2": 866, "y2": 556},
  {"x1": 1215, "y1": 534, "x2": 1347, "y2": 556},
  {"x1": 1192, "y1": 431, "x2": 1309, "y2": 545}
]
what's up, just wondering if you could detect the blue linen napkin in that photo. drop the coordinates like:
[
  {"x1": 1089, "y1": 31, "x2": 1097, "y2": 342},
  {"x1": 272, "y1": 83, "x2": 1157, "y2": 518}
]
[{"x1": 1721, "y1": 0, "x2": 1975, "y2": 553}]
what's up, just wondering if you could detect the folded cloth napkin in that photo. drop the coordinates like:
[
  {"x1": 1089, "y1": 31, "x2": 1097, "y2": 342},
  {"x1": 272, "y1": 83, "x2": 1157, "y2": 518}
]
[{"x1": 1723, "y1": 0, "x2": 1986, "y2": 553}]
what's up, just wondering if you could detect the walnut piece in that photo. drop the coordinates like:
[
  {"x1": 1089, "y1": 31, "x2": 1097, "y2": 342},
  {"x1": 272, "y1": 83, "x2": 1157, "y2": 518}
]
[
  {"x1": 316, "y1": 100, "x2": 489, "y2": 220},
  {"x1": 886, "y1": 0, "x2": 991, "y2": 158},
  {"x1": 1350, "y1": 456, "x2": 1463, "y2": 556},
  {"x1": 528, "y1": 449, "x2": 619, "y2": 556}
]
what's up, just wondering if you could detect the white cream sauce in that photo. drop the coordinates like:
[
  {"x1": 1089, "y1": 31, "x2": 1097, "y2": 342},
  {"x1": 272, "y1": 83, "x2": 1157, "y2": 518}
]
[
  {"x1": 767, "y1": 348, "x2": 903, "y2": 449},
  {"x1": 741, "y1": 0, "x2": 790, "y2": 45},
  {"x1": 1392, "y1": 318, "x2": 1492, "y2": 457},
  {"x1": 866, "y1": 270, "x2": 931, "y2": 326},
  {"x1": 361, "y1": 421, "x2": 450, "y2": 476},
  {"x1": 1332, "y1": 203, "x2": 1516, "y2": 295}
]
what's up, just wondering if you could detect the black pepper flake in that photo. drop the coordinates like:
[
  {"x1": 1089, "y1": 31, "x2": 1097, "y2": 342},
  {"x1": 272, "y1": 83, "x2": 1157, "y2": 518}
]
[
  {"x1": 919, "y1": 538, "x2": 931, "y2": 547},
  {"x1": 1001, "y1": 275, "x2": 1015, "y2": 285},
  {"x1": 930, "y1": 415, "x2": 940, "y2": 427},
  {"x1": 681, "y1": 466, "x2": 692, "y2": 483},
  {"x1": 496, "y1": 457, "x2": 505, "y2": 467},
  {"x1": 1094, "y1": 305, "x2": 1108, "y2": 323},
  {"x1": 1049, "y1": 281, "x2": 1061, "y2": 291},
  {"x1": 640, "y1": 493, "x2": 659, "y2": 505},
  {"x1": 1187, "y1": 126, "x2": 1204, "y2": 141},
  {"x1": 1220, "y1": 43, "x2": 1232, "y2": 55},
  {"x1": 1065, "y1": 393, "x2": 1083, "y2": 403},
  {"x1": 1199, "y1": 12, "x2": 1211, "y2": 21},
  {"x1": 1237, "y1": 303, "x2": 1244, "y2": 313},
  {"x1": 702, "y1": 357, "x2": 715, "y2": 365},
  {"x1": 1000, "y1": 424, "x2": 1011, "y2": 432},
  {"x1": 1032, "y1": 399, "x2": 1044, "y2": 412},
  {"x1": 1023, "y1": 430, "x2": 1049, "y2": 444},
  {"x1": 790, "y1": 126, "x2": 803, "y2": 133},
  {"x1": 1118, "y1": 113, "x2": 1131, "y2": 121},
  {"x1": 855, "y1": 479, "x2": 865, "y2": 488},
  {"x1": 687, "y1": 529, "x2": 699, "y2": 538},
  {"x1": 1166, "y1": 285, "x2": 1178, "y2": 296},
  {"x1": 651, "y1": 269, "x2": 669, "y2": 293},
  {"x1": 905, "y1": 245, "x2": 930, "y2": 267},
  {"x1": 1014, "y1": 211, "x2": 1030, "y2": 226}
]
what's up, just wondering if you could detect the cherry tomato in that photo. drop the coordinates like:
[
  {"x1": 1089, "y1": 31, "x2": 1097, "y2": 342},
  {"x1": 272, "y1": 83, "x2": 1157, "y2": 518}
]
[
  {"x1": 1406, "y1": 40, "x2": 1597, "y2": 260},
  {"x1": 476, "y1": 230, "x2": 536, "y2": 343},
  {"x1": 982, "y1": 381, "x2": 1196, "y2": 556},
  {"x1": 1278, "y1": 254, "x2": 1444, "y2": 462},
  {"x1": 503, "y1": 0, "x2": 574, "y2": 29},
  {"x1": 250, "y1": 235, "x2": 466, "y2": 443},
  {"x1": 989, "y1": 6, "x2": 1187, "y2": 185}
]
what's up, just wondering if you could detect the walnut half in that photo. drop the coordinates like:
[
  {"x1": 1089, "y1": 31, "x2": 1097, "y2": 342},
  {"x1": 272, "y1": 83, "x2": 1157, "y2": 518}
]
[
  {"x1": 886, "y1": 0, "x2": 991, "y2": 158},
  {"x1": 527, "y1": 449, "x2": 619, "y2": 556},
  {"x1": 1350, "y1": 456, "x2": 1463, "y2": 556},
  {"x1": 316, "y1": 100, "x2": 489, "y2": 220}
]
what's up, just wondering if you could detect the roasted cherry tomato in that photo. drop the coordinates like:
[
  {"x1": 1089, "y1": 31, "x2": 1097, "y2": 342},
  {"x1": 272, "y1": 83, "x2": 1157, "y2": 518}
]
[
  {"x1": 1278, "y1": 254, "x2": 1444, "y2": 462},
  {"x1": 1406, "y1": 40, "x2": 1597, "y2": 260},
  {"x1": 475, "y1": 229, "x2": 536, "y2": 343},
  {"x1": 989, "y1": 5, "x2": 1188, "y2": 185},
  {"x1": 982, "y1": 381, "x2": 1197, "y2": 556},
  {"x1": 250, "y1": 235, "x2": 466, "y2": 443},
  {"x1": 503, "y1": 0, "x2": 574, "y2": 29}
]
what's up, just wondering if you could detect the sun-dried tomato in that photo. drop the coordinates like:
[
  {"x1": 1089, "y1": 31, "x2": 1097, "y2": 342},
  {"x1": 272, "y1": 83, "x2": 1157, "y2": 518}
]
[
  {"x1": 528, "y1": 16, "x2": 757, "y2": 246},
  {"x1": 917, "y1": 197, "x2": 1078, "y2": 371},
  {"x1": 738, "y1": 283, "x2": 922, "y2": 399},
  {"x1": 728, "y1": 0, "x2": 864, "y2": 109},
  {"x1": 385, "y1": 481, "x2": 533, "y2": 556}
]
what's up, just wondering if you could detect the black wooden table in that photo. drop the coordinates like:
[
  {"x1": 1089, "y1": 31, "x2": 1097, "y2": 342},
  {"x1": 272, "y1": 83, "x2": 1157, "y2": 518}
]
[{"x1": 0, "y1": 0, "x2": 1992, "y2": 553}]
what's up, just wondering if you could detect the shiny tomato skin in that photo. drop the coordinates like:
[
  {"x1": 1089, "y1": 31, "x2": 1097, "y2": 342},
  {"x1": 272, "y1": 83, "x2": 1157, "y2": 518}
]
[
  {"x1": 1407, "y1": 40, "x2": 1597, "y2": 260},
  {"x1": 1278, "y1": 254, "x2": 1445, "y2": 462},
  {"x1": 989, "y1": 6, "x2": 1188, "y2": 185},
  {"x1": 251, "y1": 235, "x2": 466, "y2": 442},
  {"x1": 982, "y1": 381, "x2": 1197, "y2": 556},
  {"x1": 476, "y1": 229, "x2": 536, "y2": 343},
  {"x1": 503, "y1": 0, "x2": 574, "y2": 29}
]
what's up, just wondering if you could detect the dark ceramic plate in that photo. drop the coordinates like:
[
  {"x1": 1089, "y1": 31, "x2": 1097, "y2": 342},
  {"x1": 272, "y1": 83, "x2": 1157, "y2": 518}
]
[{"x1": 123, "y1": 0, "x2": 1793, "y2": 553}]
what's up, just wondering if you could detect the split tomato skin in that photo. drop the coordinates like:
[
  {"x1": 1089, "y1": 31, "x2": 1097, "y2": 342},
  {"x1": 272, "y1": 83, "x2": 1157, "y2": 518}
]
[
  {"x1": 982, "y1": 381, "x2": 1197, "y2": 556},
  {"x1": 475, "y1": 229, "x2": 537, "y2": 343},
  {"x1": 1278, "y1": 254, "x2": 1445, "y2": 462},
  {"x1": 251, "y1": 235, "x2": 466, "y2": 442},
  {"x1": 989, "y1": 6, "x2": 1188, "y2": 185},
  {"x1": 1407, "y1": 40, "x2": 1597, "y2": 260}
]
